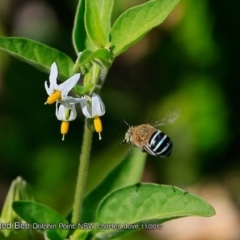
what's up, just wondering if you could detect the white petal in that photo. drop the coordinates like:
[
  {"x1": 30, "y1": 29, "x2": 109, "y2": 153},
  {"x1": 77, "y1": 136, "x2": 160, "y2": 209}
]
[
  {"x1": 58, "y1": 97, "x2": 86, "y2": 110},
  {"x1": 58, "y1": 99, "x2": 71, "y2": 109},
  {"x1": 68, "y1": 105, "x2": 77, "y2": 121},
  {"x1": 92, "y1": 93, "x2": 105, "y2": 116},
  {"x1": 56, "y1": 103, "x2": 65, "y2": 121},
  {"x1": 64, "y1": 96, "x2": 86, "y2": 104},
  {"x1": 44, "y1": 81, "x2": 52, "y2": 95},
  {"x1": 55, "y1": 102, "x2": 59, "y2": 116},
  {"x1": 49, "y1": 62, "x2": 58, "y2": 89},
  {"x1": 60, "y1": 73, "x2": 80, "y2": 98},
  {"x1": 80, "y1": 101, "x2": 92, "y2": 118}
]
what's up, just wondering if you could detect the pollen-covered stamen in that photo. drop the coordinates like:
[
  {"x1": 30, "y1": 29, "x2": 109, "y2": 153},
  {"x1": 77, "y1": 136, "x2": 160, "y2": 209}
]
[
  {"x1": 61, "y1": 121, "x2": 69, "y2": 141},
  {"x1": 45, "y1": 90, "x2": 61, "y2": 105},
  {"x1": 94, "y1": 116, "x2": 102, "y2": 140}
]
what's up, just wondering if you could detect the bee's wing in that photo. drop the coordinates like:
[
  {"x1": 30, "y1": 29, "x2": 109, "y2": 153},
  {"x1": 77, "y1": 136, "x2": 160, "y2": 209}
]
[{"x1": 154, "y1": 108, "x2": 180, "y2": 127}]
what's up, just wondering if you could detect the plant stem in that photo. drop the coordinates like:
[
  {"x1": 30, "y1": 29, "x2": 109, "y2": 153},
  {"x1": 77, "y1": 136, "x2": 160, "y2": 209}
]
[
  {"x1": 71, "y1": 61, "x2": 109, "y2": 224},
  {"x1": 71, "y1": 119, "x2": 92, "y2": 224}
]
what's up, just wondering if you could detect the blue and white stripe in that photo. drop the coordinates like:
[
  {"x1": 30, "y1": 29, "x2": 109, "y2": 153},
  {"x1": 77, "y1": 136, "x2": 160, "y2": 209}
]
[{"x1": 144, "y1": 131, "x2": 172, "y2": 157}]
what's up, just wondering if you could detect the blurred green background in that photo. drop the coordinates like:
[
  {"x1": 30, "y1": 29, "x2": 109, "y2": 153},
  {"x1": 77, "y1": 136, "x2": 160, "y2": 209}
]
[{"x1": 0, "y1": 0, "x2": 240, "y2": 239}]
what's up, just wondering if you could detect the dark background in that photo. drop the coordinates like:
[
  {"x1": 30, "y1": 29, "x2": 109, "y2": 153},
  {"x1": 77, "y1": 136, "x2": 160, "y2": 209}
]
[{"x1": 0, "y1": 0, "x2": 239, "y2": 239}]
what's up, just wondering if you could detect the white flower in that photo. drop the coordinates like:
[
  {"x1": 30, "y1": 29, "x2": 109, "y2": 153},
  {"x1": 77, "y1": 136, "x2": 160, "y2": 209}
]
[
  {"x1": 56, "y1": 103, "x2": 77, "y2": 121},
  {"x1": 80, "y1": 93, "x2": 105, "y2": 140},
  {"x1": 44, "y1": 62, "x2": 81, "y2": 105},
  {"x1": 55, "y1": 103, "x2": 77, "y2": 141},
  {"x1": 81, "y1": 93, "x2": 105, "y2": 118}
]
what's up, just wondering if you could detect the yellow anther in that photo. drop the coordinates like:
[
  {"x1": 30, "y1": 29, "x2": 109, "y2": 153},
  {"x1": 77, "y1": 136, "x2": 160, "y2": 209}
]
[
  {"x1": 61, "y1": 121, "x2": 69, "y2": 141},
  {"x1": 94, "y1": 116, "x2": 102, "y2": 140},
  {"x1": 45, "y1": 90, "x2": 61, "y2": 104}
]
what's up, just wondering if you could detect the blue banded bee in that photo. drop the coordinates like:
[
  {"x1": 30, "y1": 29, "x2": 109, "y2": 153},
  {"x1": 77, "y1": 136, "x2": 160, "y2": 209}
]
[{"x1": 120, "y1": 110, "x2": 180, "y2": 157}]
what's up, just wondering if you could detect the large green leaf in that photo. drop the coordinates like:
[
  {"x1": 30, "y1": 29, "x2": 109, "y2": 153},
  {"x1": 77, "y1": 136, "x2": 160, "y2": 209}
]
[
  {"x1": 12, "y1": 201, "x2": 69, "y2": 239},
  {"x1": 81, "y1": 149, "x2": 146, "y2": 222},
  {"x1": 85, "y1": 0, "x2": 113, "y2": 47},
  {"x1": 0, "y1": 37, "x2": 74, "y2": 79},
  {"x1": 94, "y1": 0, "x2": 114, "y2": 42},
  {"x1": 93, "y1": 183, "x2": 215, "y2": 239},
  {"x1": 72, "y1": 0, "x2": 93, "y2": 53},
  {"x1": 110, "y1": 0, "x2": 179, "y2": 56}
]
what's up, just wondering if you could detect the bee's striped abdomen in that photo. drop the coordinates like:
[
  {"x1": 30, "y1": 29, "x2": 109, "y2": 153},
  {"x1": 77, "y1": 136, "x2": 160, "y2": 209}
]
[{"x1": 147, "y1": 130, "x2": 172, "y2": 157}]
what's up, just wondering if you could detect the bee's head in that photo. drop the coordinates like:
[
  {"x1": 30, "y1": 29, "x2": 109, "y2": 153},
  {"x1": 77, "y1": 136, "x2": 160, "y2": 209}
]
[{"x1": 119, "y1": 120, "x2": 132, "y2": 146}]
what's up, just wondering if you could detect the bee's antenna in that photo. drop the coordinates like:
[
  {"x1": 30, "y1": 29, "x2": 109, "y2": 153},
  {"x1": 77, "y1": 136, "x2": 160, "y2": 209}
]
[
  {"x1": 123, "y1": 119, "x2": 130, "y2": 128},
  {"x1": 119, "y1": 120, "x2": 130, "y2": 147}
]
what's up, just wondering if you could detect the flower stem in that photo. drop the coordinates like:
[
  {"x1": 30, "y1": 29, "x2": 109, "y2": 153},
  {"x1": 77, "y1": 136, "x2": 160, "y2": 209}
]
[{"x1": 71, "y1": 119, "x2": 92, "y2": 224}]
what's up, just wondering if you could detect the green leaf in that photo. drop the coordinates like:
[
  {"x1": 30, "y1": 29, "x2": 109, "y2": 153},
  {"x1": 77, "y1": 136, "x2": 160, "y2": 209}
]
[
  {"x1": 12, "y1": 201, "x2": 69, "y2": 239},
  {"x1": 72, "y1": 0, "x2": 93, "y2": 53},
  {"x1": 85, "y1": 0, "x2": 113, "y2": 47},
  {"x1": 74, "y1": 84, "x2": 93, "y2": 95},
  {"x1": 94, "y1": 183, "x2": 215, "y2": 239},
  {"x1": 0, "y1": 37, "x2": 74, "y2": 79},
  {"x1": 70, "y1": 228, "x2": 89, "y2": 240},
  {"x1": 82, "y1": 149, "x2": 146, "y2": 222},
  {"x1": 94, "y1": 0, "x2": 114, "y2": 42},
  {"x1": 78, "y1": 49, "x2": 111, "y2": 66},
  {"x1": 110, "y1": 0, "x2": 179, "y2": 56},
  {"x1": 44, "y1": 230, "x2": 63, "y2": 240},
  {"x1": 0, "y1": 177, "x2": 36, "y2": 237}
]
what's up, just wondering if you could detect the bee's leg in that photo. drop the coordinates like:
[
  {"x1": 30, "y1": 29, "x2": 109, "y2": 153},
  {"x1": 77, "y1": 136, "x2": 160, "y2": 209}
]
[
  {"x1": 119, "y1": 139, "x2": 126, "y2": 146},
  {"x1": 141, "y1": 146, "x2": 147, "y2": 152}
]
